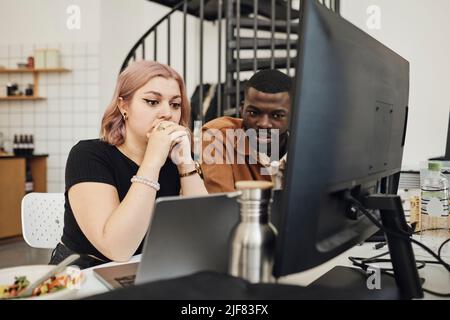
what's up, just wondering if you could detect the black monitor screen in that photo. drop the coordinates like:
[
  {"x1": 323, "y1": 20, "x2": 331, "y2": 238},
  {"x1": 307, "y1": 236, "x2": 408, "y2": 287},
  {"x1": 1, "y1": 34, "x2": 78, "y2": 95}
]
[
  {"x1": 445, "y1": 114, "x2": 450, "y2": 160},
  {"x1": 430, "y1": 113, "x2": 450, "y2": 161},
  {"x1": 273, "y1": 0, "x2": 410, "y2": 277}
]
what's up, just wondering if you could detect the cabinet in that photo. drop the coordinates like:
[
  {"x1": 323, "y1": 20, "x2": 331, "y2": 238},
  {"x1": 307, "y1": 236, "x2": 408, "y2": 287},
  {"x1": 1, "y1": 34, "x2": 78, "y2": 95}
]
[
  {"x1": 0, "y1": 68, "x2": 70, "y2": 101},
  {"x1": 0, "y1": 155, "x2": 48, "y2": 239}
]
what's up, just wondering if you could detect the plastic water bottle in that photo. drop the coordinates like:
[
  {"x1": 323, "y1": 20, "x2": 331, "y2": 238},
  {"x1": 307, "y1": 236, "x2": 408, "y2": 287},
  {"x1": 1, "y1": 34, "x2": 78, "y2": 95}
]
[{"x1": 420, "y1": 162, "x2": 449, "y2": 255}]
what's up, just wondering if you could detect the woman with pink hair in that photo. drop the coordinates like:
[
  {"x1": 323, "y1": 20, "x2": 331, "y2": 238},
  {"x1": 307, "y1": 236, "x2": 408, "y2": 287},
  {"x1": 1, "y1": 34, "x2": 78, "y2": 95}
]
[{"x1": 50, "y1": 61, "x2": 208, "y2": 268}]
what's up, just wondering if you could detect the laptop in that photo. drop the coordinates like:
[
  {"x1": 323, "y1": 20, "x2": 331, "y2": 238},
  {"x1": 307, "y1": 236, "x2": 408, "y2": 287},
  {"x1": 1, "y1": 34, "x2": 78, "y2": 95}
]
[
  {"x1": 93, "y1": 192, "x2": 241, "y2": 289},
  {"x1": 93, "y1": 191, "x2": 283, "y2": 290}
]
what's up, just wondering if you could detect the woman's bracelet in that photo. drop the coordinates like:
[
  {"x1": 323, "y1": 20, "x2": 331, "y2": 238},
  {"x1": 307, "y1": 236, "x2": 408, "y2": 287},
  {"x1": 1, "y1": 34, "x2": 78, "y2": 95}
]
[{"x1": 131, "y1": 175, "x2": 160, "y2": 191}]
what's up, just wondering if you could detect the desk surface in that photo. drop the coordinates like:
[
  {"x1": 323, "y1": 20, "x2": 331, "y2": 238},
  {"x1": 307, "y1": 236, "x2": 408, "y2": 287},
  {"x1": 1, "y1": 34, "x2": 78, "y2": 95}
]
[{"x1": 75, "y1": 241, "x2": 449, "y2": 300}]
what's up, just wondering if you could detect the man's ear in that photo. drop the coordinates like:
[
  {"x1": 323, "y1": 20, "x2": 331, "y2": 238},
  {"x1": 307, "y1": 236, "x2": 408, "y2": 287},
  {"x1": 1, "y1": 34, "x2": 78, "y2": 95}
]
[{"x1": 239, "y1": 103, "x2": 244, "y2": 118}]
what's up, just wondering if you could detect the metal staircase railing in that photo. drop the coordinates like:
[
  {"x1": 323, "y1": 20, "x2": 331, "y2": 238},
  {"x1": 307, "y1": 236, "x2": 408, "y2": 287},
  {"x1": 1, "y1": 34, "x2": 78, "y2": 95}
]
[
  {"x1": 120, "y1": 0, "x2": 340, "y2": 125},
  {"x1": 225, "y1": 0, "x2": 340, "y2": 117},
  {"x1": 120, "y1": 1, "x2": 189, "y2": 76}
]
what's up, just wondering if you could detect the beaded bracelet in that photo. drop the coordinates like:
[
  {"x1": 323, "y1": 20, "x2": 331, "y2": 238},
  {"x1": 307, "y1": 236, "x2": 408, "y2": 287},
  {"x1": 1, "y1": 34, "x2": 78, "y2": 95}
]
[{"x1": 130, "y1": 175, "x2": 160, "y2": 191}]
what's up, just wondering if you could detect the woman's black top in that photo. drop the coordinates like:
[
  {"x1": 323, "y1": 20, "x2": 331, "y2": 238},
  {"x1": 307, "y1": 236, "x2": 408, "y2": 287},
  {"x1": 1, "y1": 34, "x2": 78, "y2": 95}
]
[{"x1": 60, "y1": 139, "x2": 180, "y2": 262}]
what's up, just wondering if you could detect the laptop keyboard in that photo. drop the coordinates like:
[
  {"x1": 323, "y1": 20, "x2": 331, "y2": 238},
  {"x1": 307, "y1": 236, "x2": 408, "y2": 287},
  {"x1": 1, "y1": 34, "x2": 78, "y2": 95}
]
[{"x1": 114, "y1": 275, "x2": 136, "y2": 287}]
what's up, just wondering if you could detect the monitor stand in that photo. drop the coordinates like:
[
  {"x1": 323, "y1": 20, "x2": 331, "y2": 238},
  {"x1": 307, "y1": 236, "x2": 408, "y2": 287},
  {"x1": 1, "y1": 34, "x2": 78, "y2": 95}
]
[{"x1": 307, "y1": 195, "x2": 424, "y2": 300}]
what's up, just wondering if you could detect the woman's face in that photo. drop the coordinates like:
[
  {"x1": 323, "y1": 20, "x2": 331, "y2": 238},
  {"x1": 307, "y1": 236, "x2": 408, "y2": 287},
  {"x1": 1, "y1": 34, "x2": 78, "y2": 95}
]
[{"x1": 124, "y1": 76, "x2": 182, "y2": 143}]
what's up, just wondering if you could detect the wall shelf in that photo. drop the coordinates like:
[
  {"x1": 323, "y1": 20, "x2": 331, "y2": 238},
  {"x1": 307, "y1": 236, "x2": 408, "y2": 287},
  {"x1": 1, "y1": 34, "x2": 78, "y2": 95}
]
[
  {"x1": 0, "y1": 68, "x2": 71, "y2": 101},
  {"x1": 0, "y1": 96, "x2": 46, "y2": 101},
  {"x1": 0, "y1": 68, "x2": 71, "y2": 74}
]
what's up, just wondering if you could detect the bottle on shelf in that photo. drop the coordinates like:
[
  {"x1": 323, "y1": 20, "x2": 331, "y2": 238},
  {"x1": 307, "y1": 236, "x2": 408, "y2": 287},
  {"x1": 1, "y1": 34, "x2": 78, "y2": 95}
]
[
  {"x1": 24, "y1": 135, "x2": 31, "y2": 156},
  {"x1": 25, "y1": 84, "x2": 34, "y2": 96},
  {"x1": 19, "y1": 135, "x2": 24, "y2": 156},
  {"x1": 23, "y1": 135, "x2": 28, "y2": 155},
  {"x1": 13, "y1": 134, "x2": 18, "y2": 155},
  {"x1": 0, "y1": 132, "x2": 5, "y2": 154},
  {"x1": 29, "y1": 134, "x2": 35, "y2": 155},
  {"x1": 12, "y1": 134, "x2": 35, "y2": 156},
  {"x1": 420, "y1": 162, "x2": 449, "y2": 255},
  {"x1": 27, "y1": 56, "x2": 34, "y2": 69}
]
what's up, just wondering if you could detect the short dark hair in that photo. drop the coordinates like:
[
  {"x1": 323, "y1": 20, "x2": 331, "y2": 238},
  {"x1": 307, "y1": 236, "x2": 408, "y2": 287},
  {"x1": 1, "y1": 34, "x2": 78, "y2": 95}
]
[{"x1": 244, "y1": 69, "x2": 292, "y2": 96}]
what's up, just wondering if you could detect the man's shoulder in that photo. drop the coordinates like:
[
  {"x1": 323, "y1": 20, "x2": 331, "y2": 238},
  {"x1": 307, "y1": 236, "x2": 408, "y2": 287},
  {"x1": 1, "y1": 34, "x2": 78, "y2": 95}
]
[{"x1": 202, "y1": 116, "x2": 243, "y2": 132}]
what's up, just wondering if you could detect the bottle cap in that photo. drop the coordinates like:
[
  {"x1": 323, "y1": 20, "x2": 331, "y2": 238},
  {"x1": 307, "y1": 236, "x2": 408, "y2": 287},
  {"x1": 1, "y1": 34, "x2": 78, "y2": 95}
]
[
  {"x1": 428, "y1": 162, "x2": 442, "y2": 171},
  {"x1": 235, "y1": 181, "x2": 274, "y2": 190},
  {"x1": 235, "y1": 181, "x2": 274, "y2": 202}
]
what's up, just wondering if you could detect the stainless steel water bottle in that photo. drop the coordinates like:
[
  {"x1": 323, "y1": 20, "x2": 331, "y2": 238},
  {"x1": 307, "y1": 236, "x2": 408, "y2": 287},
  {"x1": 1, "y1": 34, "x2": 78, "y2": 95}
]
[{"x1": 229, "y1": 181, "x2": 277, "y2": 283}]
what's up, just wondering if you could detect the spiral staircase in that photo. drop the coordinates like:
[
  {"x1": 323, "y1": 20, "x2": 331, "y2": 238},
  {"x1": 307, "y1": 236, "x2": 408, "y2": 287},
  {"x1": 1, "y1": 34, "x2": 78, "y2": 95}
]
[{"x1": 120, "y1": 0, "x2": 340, "y2": 126}]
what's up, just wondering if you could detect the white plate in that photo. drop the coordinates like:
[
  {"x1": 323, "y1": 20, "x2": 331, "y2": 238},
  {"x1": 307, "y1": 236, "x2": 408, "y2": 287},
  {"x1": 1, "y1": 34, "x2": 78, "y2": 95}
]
[{"x1": 0, "y1": 265, "x2": 84, "y2": 300}]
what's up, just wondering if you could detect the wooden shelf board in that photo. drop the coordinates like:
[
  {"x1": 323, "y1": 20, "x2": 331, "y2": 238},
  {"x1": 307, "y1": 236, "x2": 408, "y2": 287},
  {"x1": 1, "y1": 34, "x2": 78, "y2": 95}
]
[
  {"x1": 0, "y1": 96, "x2": 46, "y2": 101},
  {"x1": 34, "y1": 68, "x2": 71, "y2": 73},
  {"x1": 0, "y1": 68, "x2": 71, "y2": 73}
]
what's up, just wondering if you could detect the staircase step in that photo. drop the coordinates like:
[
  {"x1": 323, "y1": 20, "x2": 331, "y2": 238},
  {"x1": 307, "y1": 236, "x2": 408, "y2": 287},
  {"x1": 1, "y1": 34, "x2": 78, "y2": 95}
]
[
  {"x1": 228, "y1": 57, "x2": 296, "y2": 72},
  {"x1": 231, "y1": 18, "x2": 300, "y2": 35},
  {"x1": 229, "y1": 37, "x2": 297, "y2": 50},
  {"x1": 148, "y1": 0, "x2": 300, "y2": 22},
  {"x1": 227, "y1": 85, "x2": 246, "y2": 96}
]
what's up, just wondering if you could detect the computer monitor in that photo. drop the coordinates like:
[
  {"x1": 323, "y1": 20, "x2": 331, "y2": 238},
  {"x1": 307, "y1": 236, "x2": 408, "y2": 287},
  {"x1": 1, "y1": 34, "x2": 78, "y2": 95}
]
[
  {"x1": 446, "y1": 116, "x2": 450, "y2": 160},
  {"x1": 273, "y1": 0, "x2": 423, "y2": 299}
]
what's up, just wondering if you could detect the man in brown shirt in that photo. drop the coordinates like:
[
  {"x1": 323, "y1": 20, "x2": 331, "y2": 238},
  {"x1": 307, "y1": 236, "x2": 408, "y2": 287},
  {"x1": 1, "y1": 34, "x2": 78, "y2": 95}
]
[{"x1": 201, "y1": 70, "x2": 292, "y2": 193}]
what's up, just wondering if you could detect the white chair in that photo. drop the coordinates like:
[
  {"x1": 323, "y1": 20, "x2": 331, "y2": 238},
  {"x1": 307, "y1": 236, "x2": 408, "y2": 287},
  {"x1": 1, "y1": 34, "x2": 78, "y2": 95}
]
[{"x1": 21, "y1": 192, "x2": 65, "y2": 249}]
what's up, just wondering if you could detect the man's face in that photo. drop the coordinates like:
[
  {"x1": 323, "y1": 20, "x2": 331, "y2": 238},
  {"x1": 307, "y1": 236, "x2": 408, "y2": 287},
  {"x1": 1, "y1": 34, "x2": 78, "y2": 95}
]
[{"x1": 241, "y1": 87, "x2": 291, "y2": 153}]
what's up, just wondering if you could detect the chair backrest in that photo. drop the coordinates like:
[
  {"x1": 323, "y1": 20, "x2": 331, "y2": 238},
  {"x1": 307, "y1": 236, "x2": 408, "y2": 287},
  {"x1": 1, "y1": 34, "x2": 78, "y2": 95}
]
[{"x1": 21, "y1": 193, "x2": 65, "y2": 249}]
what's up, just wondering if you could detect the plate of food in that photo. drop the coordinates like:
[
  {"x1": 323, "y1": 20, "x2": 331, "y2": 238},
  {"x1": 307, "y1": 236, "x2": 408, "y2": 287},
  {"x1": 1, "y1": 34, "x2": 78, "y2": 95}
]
[{"x1": 0, "y1": 265, "x2": 84, "y2": 300}]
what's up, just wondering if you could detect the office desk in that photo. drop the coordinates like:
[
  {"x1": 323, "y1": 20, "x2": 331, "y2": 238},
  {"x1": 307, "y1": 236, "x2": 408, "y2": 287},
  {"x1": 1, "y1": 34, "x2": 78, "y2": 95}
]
[{"x1": 75, "y1": 241, "x2": 449, "y2": 300}]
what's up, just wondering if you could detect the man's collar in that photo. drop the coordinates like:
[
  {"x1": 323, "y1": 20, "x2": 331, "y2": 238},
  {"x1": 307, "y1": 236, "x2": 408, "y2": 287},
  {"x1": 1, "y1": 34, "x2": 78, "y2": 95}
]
[{"x1": 257, "y1": 151, "x2": 288, "y2": 168}]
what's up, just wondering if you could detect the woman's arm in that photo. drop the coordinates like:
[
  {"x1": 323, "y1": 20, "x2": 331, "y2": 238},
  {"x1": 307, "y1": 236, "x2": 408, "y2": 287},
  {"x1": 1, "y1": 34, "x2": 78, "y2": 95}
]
[
  {"x1": 70, "y1": 122, "x2": 181, "y2": 262},
  {"x1": 177, "y1": 161, "x2": 208, "y2": 196},
  {"x1": 69, "y1": 163, "x2": 161, "y2": 262}
]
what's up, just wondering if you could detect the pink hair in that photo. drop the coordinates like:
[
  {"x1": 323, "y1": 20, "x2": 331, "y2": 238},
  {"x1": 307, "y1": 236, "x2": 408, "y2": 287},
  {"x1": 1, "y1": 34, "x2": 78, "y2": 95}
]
[{"x1": 101, "y1": 60, "x2": 191, "y2": 146}]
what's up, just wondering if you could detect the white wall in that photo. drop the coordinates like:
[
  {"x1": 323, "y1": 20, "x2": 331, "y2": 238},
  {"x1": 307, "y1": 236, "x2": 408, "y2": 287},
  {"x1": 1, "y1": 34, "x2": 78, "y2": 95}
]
[
  {"x1": 99, "y1": 0, "x2": 165, "y2": 109},
  {"x1": 341, "y1": 0, "x2": 450, "y2": 169},
  {"x1": 0, "y1": 0, "x2": 102, "y2": 192},
  {"x1": 0, "y1": 0, "x2": 101, "y2": 44}
]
